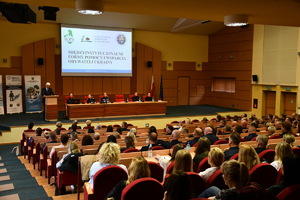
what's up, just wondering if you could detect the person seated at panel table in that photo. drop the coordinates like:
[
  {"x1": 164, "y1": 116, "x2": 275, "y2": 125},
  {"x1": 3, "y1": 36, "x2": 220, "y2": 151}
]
[
  {"x1": 101, "y1": 92, "x2": 110, "y2": 103},
  {"x1": 131, "y1": 91, "x2": 140, "y2": 102},
  {"x1": 86, "y1": 94, "x2": 95, "y2": 104},
  {"x1": 66, "y1": 92, "x2": 75, "y2": 104},
  {"x1": 144, "y1": 92, "x2": 153, "y2": 101}
]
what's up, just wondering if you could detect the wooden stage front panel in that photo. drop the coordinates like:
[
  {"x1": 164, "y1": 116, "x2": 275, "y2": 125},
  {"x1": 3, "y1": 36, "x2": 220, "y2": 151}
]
[{"x1": 66, "y1": 101, "x2": 167, "y2": 119}]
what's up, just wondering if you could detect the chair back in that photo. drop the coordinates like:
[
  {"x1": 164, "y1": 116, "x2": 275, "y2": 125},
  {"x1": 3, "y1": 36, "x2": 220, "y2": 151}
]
[
  {"x1": 197, "y1": 157, "x2": 209, "y2": 173},
  {"x1": 187, "y1": 172, "x2": 206, "y2": 196},
  {"x1": 121, "y1": 177, "x2": 164, "y2": 200},
  {"x1": 269, "y1": 135, "x2": 282, "y2": 139},
  {"x1": 276, "y1": 167, "x2": 283, "y2": 184},
  {"x1": 276, "y1": 184, "x2": 300, "y2": 200},
  {"x1": 83, "y1": 96, "x2": 88, "y2": 103},
  {"x1": 65, "y1": 95, "x2": 70, "y2": 103},
  {"x1": 213, "y1": 139, "x2": 228, "y2": 145},
  {"x1": 249, "y1": 163, "x2": 278, "y2": 189},
  {"x1": 292, "y1": 147, "x2": 300, "y2": 157},
  {"x1": 152, "y1": 146, "x2": 165, "y2": 150},
  {"x1": 251, "y1": 137, "x2": 257, "y2": 141},
  {"x1": 42, "y1": 128, "x2": 51, "y2": 131},
  {"x1": 206, "y1": 169, "x2": 227, "y2": 189},
  {"x1": 148, "y1": 161, "x2": 164, "y2": 182},
  {"x1": 128, "y1": 94, "x2": 134, "y2": 101},
  {"x1": 123, "y1": 148, "x2": 140, "y2": 153},
  {"x1": 113, "y1": 124, "x2": 121, "y2": 127},
  {"x1": 115, "y1": 95, "x2": 125, "y2": 102},
  {"x1": 258, "y1": 149, "x2": 275, "y2": 163},
  {"x1": 93, "y1": 165, "x2": 128, "y2": 200},
  {"x1": 166, "y1": 161, "x2": 175, "y2": 174}
]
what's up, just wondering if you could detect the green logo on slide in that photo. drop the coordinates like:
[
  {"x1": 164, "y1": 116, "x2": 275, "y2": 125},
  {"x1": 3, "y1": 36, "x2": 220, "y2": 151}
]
[{"x1": 64, "y1": 30, "x2": 74, "y2": 44}]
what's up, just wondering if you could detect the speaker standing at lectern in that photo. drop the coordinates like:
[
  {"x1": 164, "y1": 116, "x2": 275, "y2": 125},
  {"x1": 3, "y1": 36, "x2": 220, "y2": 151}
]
[{"x1": 42, "y1": 82, "x2": 55, "y2": 96}]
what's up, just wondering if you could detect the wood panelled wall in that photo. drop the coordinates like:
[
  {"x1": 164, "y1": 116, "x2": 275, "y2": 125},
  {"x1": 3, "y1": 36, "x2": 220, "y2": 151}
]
[
  {"x1": 162, "y1": 61, "x2": 204, "y2": 106},
  {"x1": 199, "y1": 26, "x2": 253, "y2": 110}
]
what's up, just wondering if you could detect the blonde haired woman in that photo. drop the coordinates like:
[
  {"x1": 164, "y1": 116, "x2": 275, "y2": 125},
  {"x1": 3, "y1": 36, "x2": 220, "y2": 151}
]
[
  {"x1": 105, "y1": 156, "x2": 150, "y2": 200},
  {"x1": 238, "y1": 145, "x2": 260, "y2": 170},
  {"x1": 199, "y1": 147, "x2": 224, "y2": 182},
  {"x1": 56, "y1": 141, "x2": 82, "y2": 173},
  {"x1": 271, "y1": 141, "x2": 293, "y2": 171},
  {"x1": 173, "y1": 149, "x2": 193, "y2": 172},
  {"x1": 283, "y1": 133, "x2": 295, "y2": 147},
  {"x1": 89, "y1": 143, "x2": 128, "y2": 189}
]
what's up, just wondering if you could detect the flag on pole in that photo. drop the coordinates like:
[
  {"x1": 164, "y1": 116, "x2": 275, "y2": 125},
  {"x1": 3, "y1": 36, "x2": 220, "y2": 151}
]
[
  {"x1": 159, "y1": 75, "x2": 164, "y2": 100},
  {"x1": 150, "y1": 74, "x2": 154, "y2": 97}
]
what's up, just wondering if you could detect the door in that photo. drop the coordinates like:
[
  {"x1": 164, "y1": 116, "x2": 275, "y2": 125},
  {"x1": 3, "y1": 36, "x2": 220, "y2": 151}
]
[
  {"x1": 283, "y1": 92, "x2": 296, "y2": 116},
  {"x1": 264, "y1": 91, "x2": 276, "y2": 116},
  {"x1": 177, "y1": 77, "x2": 189, "y2": 105}
]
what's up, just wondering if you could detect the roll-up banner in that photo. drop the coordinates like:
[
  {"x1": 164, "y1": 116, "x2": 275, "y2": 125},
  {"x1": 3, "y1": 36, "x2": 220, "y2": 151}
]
[
  {"x1": 0, "y1": 75, "x2": 4, "y2": 115},
  {"x1": 6, "y1": 75, "x2": 23, "y2": 114},
  {"x1": 24, "y1": 75, "x2": 42, "y2": 113}
]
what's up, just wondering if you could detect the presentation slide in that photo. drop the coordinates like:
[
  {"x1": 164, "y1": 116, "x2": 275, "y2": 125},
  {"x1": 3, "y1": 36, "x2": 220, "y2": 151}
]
[{"x1": 61, "y1": 24, "x2": 132, "y2": 77}]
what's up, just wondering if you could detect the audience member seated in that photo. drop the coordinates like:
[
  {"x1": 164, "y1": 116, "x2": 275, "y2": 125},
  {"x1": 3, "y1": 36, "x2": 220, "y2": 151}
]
[
  {"x1": 186, "y1": 128, "x2": 202, "y2": 147},
  {"x1": 107, "y1": 135, "x2": 117, "y2": 143},
  {"x1": 144, "y1": 92, "x2": 153, "y2": 101},
  {"x1": 131, "y1": 91, "x2": 140, "y2": 102},
  {"x1": 121, "y1": 136, "x2": 135, "y2": 153},
  {"x1": 198, "y1": 160, "x2": 267, "y2": 199},
  {"x1": 106, "y1": 125, "x2": 114, "y2": 132},
  {"x1": 234, "y1": 125, "x2": 243, "y2": 135},
  {"x1": 66, "y1": 92, "x2": 75, "y2": 104},
  {"x1": 95, "y1": 123, "x2": 101, "y2": 131},
  {"x1": 181, "y1": 127, "x2": 189, "y2": 134},
  {"x1": 201, "y1": 117, "x2": 209, "y2": 123},
  {"x1": 24, "y1": 122, "x2": 35, "y2": 132},
  {"x1": 280, "y1": 122, "x2": 293, "y2": 137},
  {"x1": 56, "y1": 121, "x2": 65, "y2": 130},
  {"x1": 86, "y1": 94, "x2": 95, "y2": 103},
  {"x1": 140, "y1": 132, "x2": 165, "y2": 151},
  {"x1": 56, "y1": 141, "x2": 82, "y2": 173},
  {"x1": 255, "y1": 134, "x2": 268, "y2": 154},
  {"x1": 54, "y1": 128, "x2": 61, "y2": 135},
  {"x1": 70, "y1": 132, "x2": 79, "y2": 142},
  {"x1": 164, "y1": 130, "x2": 182, "y2": 149},
  {"x1": 268, "y1": 156, "x2": 300, "y2": 198},
  {"x1": 113, "y1": 132, "x2": 121, "y2": 139},
  {"x1": 41, "y1": 132, "x2": 58, "y2": 153},
  {"x1": 244, "y1": 124, "x2": 258, "y2": 141},
  {"x1": 89, "y1": 143, "x2": 128, "y2": 189},
  {"x1": 166, "y1": 125, "x2": 175, "y2": 135},
  {"x1": 225, "y1": 115, "x2": 231, "y2": 122},
  {"x1": 280, "y1": 113, "x2": 287, "y2": 122},
  {"x1": 222, "y1": 125, "x2": 232, "y2": 135},
  {"x1": 199, "y1": 147, "x2": 224, "y2": 182},
  {"x1": 148, "y1": 126, "x2": 157, "y2": 134},
  {"x1": 116, "y1": 127, "x2": 123, "y2": 135},
  {"x1": 193, "y1": 137, "x2": 210, "y2": 167},
  {"x1": 126, "y1": 131, "x2": 137, "y2": 143},
  {"x1": 173, "y1": 149, "x2": 193, "y2": 172},
  {"x1": 238, "y1": 145, "x2": 260, "y2": 170},
  {"x1": 241, "y1": 120, "x2": 248, "y2": 130},
  {"x1": 105, "y1": 156, "x2": 150, "y2": 200},
  {"x1": 267, "y1": 125, "x2": 276, "y2": 137},
  {"x1": 50, "y1": 134, "x2": 69, "y2": 158},
  {"x1": 83, "y1": 120, "x2": 94, "y2": 129},
  {"x1": 224, "y1": 132, "x2": 240, "y2": 160},
  {"x1": 121, "y1": 121, "x2": 130, "y2": 131},
  {"x1": 82, "y1": 135, "x2": 94, "y2": 146},
  {"x1": 282, "y1": 133, "x2": 295, "y2": 147},
  {"x1": 28, "y1": 127, "x2": 42, "y2": 145},
  {"x1": 68, "y1": 120, "x2": 81, "y2": 130},
  {"x1": 216, "y1": 120, "x2": 226, "y2": 129},
  {"x1": 163, "y1": 170, "x2": 192, "y2": 200},
  {"x1": 271, "y1": 141, "x2": 293, "y2": 171},
  {"x1": 274, "y1": 121, "x2": 282, "y2": 130},
  {"x1": 204, "y1": 127, "x2": 219, "y2": 145},
  {"x1": 88, "y1": 128, "x2": 95, "y2": 133},
  {"x1": 101, "y1": 92, "x2": 110, "y2": 103},
  {"x1": 43, "y1": 131, "x2": 50, "y2": 140},
  {"x1": 94, "y1": 133, "x2": 100, "y2": 140},
  {"x1": 155, "y1": 144, "x2": 184, "y2": 177}
]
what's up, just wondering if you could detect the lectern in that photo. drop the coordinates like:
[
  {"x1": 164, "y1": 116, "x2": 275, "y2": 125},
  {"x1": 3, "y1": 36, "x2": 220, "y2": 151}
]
[{"x1": 44, "y1": 95, "x2": 58, "y2": 121}]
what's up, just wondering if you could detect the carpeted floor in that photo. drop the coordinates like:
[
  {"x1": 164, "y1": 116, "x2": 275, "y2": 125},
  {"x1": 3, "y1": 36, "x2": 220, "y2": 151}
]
[
  {"x1": 0, "y1": 105, "x2": 243, "y2": 129},
  {"x1": 0, "y1": 144, "x2": 52, "y2": 200}
]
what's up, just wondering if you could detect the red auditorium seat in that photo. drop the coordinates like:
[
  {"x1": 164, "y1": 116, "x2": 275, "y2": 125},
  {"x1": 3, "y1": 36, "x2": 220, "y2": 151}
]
[
  {"x1": 148, "y1": 161, "x2": 164, "y2": 182},
  {"x1": 197, "y1": 157, "x2": 210, "y2": 173},
  {"x1": 121, "y1": 177, "x2": 164, "y2": 200},
  {"x1": 249, "y1": 163, "x2": 278, "y2": 189},
  {"x1": 276, "y1": 184, "x2": 300, "y2": 200}
]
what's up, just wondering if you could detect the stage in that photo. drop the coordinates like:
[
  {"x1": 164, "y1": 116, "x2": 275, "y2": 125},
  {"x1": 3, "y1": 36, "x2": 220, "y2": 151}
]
[{"x1": 0, "y1": 105, "x2": 244, "y2": 130}]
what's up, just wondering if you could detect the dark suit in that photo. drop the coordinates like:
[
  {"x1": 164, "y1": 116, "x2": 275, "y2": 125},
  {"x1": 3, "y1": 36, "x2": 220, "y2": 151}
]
[
  {"x1": 187, "y1": 137, "x2": 200, "y2": 147},
  {"x1": 57, "y1": 153, "x2": 82, "y2": 173},
  {"x1": 164, "y1": 139, "x2": 182, "y2": 149},
  {"x1": 224, "y1": 146, "x2": 239, "y2": 160},
  {"x1": 140, "y1": 140, "x2": 165, "y2": 151},
  {"x1": 145, "y1": 96, "x2": 153, "y2": 101},
  {"x1": 41, "y1": 87, "x2": 54, "y2": 96},
  {"x1": 244, "y1": 133, "x2": 258, "y2": 141},
  {"x1": 204, "y1": 133, "x2": 219, "y2": 145},
  {"x1": 101, "y1": 96, "x2": 110, "y2": 103},
  {"x1": 255, "y1": 147, "x2": 267, "y2": 155},
  {"x1": 132, "y1": 96, "x2": 139, "y2": 101}
]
